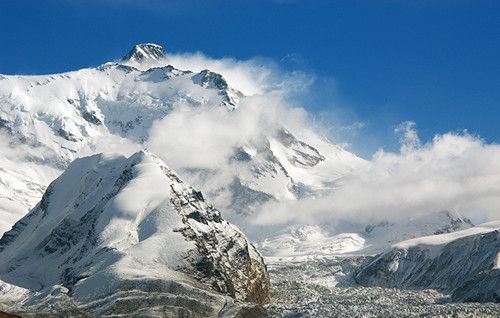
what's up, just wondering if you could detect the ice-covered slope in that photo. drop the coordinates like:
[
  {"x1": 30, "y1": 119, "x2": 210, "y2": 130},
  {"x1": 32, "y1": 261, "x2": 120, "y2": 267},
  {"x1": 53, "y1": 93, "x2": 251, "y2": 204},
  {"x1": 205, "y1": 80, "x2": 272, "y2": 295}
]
[
  {"x1": 261, "y1": 228, "x2": 366, "y2": 260},
  {"x1": 0, "y1": 43, "x2": 365, "y2": 234},
  {"x1": 361, "y1": 210, "x2": 474, "y2": 252},
  {"x1": 355, "y1": 221, "x2": 500, "y2": 302},
  {"x1": 222, "y1": 128, "x2": 364, "y2": 215},
  {"x1": 0, "y1": 150, "x2": 269, "y2": 317},
  {"x1": 259, "y1": 210, "x2": 473, "y2": 260}
]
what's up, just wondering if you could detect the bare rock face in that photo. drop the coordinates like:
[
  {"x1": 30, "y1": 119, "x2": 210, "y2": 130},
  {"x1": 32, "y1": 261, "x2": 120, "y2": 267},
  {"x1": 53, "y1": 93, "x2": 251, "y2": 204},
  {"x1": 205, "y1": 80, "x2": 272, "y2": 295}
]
[
  {"x1": 0, "y1": 150, "x2": 270, "y2": 316},
  {"x1": 452, "y1": 268, "x2": 500, "y2": 303},
  {"x1": 151, "y1": 153, "x2": 271, "y2": 304}
]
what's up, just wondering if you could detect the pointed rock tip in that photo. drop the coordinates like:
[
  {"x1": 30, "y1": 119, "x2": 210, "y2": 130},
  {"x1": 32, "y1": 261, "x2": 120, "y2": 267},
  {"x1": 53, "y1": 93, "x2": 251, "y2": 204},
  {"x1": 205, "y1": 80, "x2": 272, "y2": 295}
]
[{"x1": 122, "y1": 43, "x2": 166, "y2": 63}]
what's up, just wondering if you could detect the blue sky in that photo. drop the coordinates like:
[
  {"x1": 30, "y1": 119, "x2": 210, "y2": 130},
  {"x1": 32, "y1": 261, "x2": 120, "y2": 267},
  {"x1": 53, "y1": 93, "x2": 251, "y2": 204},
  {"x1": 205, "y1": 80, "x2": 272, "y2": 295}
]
[{"x1": 1, "y1": 0, "x2": 499, "y2": 154}]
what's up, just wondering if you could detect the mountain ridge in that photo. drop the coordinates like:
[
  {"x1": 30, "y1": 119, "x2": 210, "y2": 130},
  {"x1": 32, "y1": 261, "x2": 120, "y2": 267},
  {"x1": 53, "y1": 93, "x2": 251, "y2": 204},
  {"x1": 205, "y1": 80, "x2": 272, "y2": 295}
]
[
  {"x1": 0, "y1": 150, "x2": 270, "y2": 317},
  {"x1": 0, "y1": 43, "x2": 365, "y2": 236},
  {"x1": 355, "y1": 221, "x2": 500, "y2": 302}
]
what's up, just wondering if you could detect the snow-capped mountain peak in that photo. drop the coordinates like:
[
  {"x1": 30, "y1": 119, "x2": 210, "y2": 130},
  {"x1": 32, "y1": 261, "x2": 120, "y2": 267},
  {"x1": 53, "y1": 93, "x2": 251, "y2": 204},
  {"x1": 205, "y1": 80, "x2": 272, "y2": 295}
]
[
  {"x1": 0, "y1": 42, "x2": 365, "y2": 239},
  {"x1": 121, "y1": 43, "x2": 166, "y2": 64},
  {"x1": 0, "y1": 150, "x2": 270, "y2": 316}
]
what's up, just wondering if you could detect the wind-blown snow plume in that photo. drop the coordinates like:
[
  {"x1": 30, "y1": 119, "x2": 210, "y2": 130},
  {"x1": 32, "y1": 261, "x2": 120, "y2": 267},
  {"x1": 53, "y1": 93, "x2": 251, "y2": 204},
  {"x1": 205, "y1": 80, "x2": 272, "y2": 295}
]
[{"x1": 166, "y1": 52, "x2": 314, "y2": 96}]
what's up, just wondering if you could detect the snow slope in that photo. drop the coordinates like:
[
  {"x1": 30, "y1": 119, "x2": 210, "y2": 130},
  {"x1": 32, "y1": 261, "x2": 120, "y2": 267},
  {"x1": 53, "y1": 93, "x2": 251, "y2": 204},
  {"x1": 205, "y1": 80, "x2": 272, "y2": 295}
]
[
  {"x1": 355, "y1": 221, "x2": 500, "y2": 302},
  {"x1": 260, "y1": 225, "x2": 366, "y2": 260},
  {"x1": 259, "y1": 210, "x2": 474, "y2": 260},
  {"x1": 0, "y1": 150, "x2": 269, "y2": 316}
]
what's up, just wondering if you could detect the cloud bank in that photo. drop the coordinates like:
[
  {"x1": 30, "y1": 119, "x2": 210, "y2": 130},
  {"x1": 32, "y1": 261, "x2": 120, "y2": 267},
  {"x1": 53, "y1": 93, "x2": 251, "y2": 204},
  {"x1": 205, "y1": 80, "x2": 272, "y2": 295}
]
[
  {"x1": 2, "y1": 48, "x2": 498, "y2": 237},
  {"x1": 148, "y1": 52, "x2": 500, "y2": 228},
  {"x1": 253, "y1": 123, "x2": 500, "y2": 227}
]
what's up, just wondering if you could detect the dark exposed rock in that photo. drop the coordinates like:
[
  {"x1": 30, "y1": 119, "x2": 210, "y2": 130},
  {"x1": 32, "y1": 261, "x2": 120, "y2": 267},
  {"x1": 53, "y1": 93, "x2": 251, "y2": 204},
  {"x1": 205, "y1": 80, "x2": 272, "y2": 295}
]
[
  {"x1": 57, "y1": 128, "x2": 80, "y2": 142},
  {"x1": 229, "y1": 178, "x2": 274, "y2": 215},
  {"x1": 82, "y1": 111, "x2": 102, "y2": 126},
  {"x1": 232, "y1": 304, "x2": 267, "y2": 318},
  {"x1": 0, "y1": 311, "x2": 21, "y2": 318},
  {"x1": 434, "y1": 211, "x2": 474, "y2": 234},
  {"x1": 192, "y1": 69, "x2": 243, "y2": 108},
  {"x1": 140, "y1": 65, "x2": 192, "y2": 82},
  {"x1": 452, "y1": 268, "x2": 500, "y2": 302},
  {"x1": 168, "y1": 173, "x2": 270, "y2": 304},
  {"x1": 232, "y1": 148, "x2": 253, "y2": 162},
  {"x1": 0, "y1": 117, "x2": 12, "y2": 134},
  {"x1": 122, "y1": 43, "x2": 166, "y2": 63},
  {"x1": 192, "y1": 70, "x2": 229, "y2": 90}
]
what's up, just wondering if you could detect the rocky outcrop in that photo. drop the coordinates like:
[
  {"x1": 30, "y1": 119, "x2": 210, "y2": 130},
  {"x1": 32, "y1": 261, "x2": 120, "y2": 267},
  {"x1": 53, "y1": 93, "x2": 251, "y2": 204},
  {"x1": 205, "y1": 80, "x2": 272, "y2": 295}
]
[{"x1": 452, "y1": 268, "x2": 500, "y2": 302}]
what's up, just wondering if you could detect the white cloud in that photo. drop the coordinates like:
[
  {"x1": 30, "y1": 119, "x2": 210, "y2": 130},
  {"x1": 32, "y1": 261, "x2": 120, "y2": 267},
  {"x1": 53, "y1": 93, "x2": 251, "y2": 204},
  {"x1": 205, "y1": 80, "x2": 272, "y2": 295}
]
[
  {"x1": 395, "y1": 120, "x2": 421, "y2": 154},
  {"x1": 146, "y1": 93, "x2": 308, "y2": 170},
  {"x1": 253, "y1": 127, "x2": 500, "y2": 227},
  {"x1": 148, "y1": 52, "x2": 500, "y2": 229}
]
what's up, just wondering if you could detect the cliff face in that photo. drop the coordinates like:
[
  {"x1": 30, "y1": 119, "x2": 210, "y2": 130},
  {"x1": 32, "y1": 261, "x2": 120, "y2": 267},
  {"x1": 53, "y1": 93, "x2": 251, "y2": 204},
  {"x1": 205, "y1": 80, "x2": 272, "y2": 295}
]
[{"x1": 0, "y1": 151, "x2": 270, "y2": 317}]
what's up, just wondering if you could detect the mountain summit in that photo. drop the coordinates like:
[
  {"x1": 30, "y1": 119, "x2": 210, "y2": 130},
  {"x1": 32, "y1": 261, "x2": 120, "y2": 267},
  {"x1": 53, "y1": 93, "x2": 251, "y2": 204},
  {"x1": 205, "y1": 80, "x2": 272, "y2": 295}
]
[
  {"x1": 0, "y1": 150, "x2": 270, "y2": 316},
  {"x1": 121, "y1": 43, "x2": 166, "y2": 64},
  {"x1": 0, "y1": 43, "x2": 365, "y2": 235}
]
